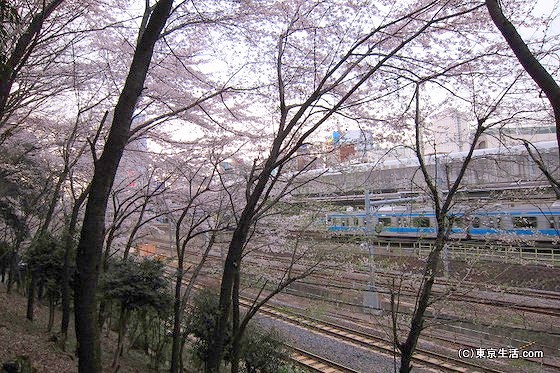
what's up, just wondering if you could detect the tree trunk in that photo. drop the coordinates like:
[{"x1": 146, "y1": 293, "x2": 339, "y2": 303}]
[
  {"x1": 73, "y1": 2, "x2": 172, "y2": 372},
  {"x1": 206, "y1": 228, "x2": 244, "y2": 372},
  {"x1": 37, "y1": 278, "x2": 44, "y2": 301},
  {"x1": 1, "y1": 260, "x2": 5, "y2": 283},
  {"x1": 97, "y1": 231, "x2": 116, "y2": 331},
  {"x1": 140, "y1": 309, "x2": 149, "y2": 353},
  {"x1": 0, "y1": 248, "x2": 8, "y2": 283},
  {"x1": 38, "y1": 170, "x2": 68, "y2": 236},
  {"x1": 230, "y1": 268, "x2": 241, "y2": 373},
  {"x1": 123, "y1": 202, "x2": 148, "y2": 260},
  {"x1": 6, "y1": 249, "x2": 16, "y2": 294},
  {"x1": 111, "y1": 304, "x2": 129, "y2": 370},
  {"x1": 60, "y1": 208, "x2": 78, "y2": 348},
  {"x1": 26, "y1": 272, "x2": 36, "y2": 321},
  {"x1": 179, "y1": 332, "x2": 188, "y2": 372},
  {"x1": 60, "y1": 190, "x2": 86, "y2": 350},
  {"x1": 398, "y1": 233, "x2": 445, "y2": 373},
  {"x1": 131, "y1": 311, "x2": 146, "y2": 353},
  {"x1": 97, "y1": 300, "x2": 109, "y2": 331},
  {"x1": 0, "y1": 0, "x2": 64, "y2": 123},
  {"x1": 486, "y1": 0, "x2": 560, "y2": 162},
  {"x1": 7, "y1": 238, "x2": 23, "y2": 294},
  {"x1": 105, "y1": 301, "x2": 114, "y2": 336},
  {"x1": 207, "y1": 164, "x2": 277, "y2": 371},
  {"x1": 47, "y1": 293, "x2": 55, "y2": 332},
  {"x1": 170, "y1": 264, "x2": 184, "y2": 373}
]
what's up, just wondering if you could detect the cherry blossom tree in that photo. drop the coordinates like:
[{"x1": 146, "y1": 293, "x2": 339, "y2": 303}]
[
  {"x1": 1, "y1": 1, "x2": 558, "y2": 372},
  {"x1": 377, "y1": 3, "x2": 558, "y2": 369},
  {"x1": 72, "y1": 1, "x2": 246, "y2": 371},
  {"x1": 96, "y1": 162, "x2": 171, "y2": 333},
  {"x1": 395, "y1": 81, "x2": 517, "y2": 372},
  {"x1": 0, "y1": 0, "x2": 102, "y2": 144},
  {"x1": 73, "y1": 2, "x2": 174, "y2": 371},
  {"x1": 206, "y1": 1, "x2": 491, "y2": 370},
  {"x1": 164, "y1": 153, "x2": 232, "y2": 373},
  {"x1": 0, "y1": 0, "x2": 65, "y2": 124},
  {"x1": 486, "y1": 0, "x2": 560, "y2": 160}
]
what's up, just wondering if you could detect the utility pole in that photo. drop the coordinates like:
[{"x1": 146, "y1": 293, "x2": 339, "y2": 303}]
[{"x1": 363, "y1": 190, "x2": 382, "y2": 315}]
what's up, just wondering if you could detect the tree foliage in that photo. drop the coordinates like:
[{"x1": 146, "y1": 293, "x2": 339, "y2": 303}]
[
  {"x1": 24, "y1": 233, "x2": 64, "y2": 295},
  {"x1": 241, "y1": 324, "x2": 288, "y2": 373},
  {"x1": 185, "y1": 289, "x2": 232, "y2": 368},
  {"x1": 99, "y1": 257, "x2": 171, "y2": 315},
  {"x1": 185, "y1": 289, "x2": 288, "y2": 372}
]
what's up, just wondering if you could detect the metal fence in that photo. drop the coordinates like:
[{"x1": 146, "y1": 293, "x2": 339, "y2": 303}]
[{"x1": 413, "y1": 241, "x2": 560, "y2": 267}]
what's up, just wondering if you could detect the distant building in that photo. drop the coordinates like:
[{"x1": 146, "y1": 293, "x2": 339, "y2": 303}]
[
  {"x1": 422, "y1": 108, "x2": 556, "y2": 154},
  {"x1": 484, "y1": 125, "x2": 556, "y2": 148},
  {"x1": 339, "y1": 143, "x2": 356, "y2": 162},
  {"x1": 302, "y1": 108, "x2": 556, "y2": 170},
  {"x1": 422, "y1": 109, "x2": 470, "y2": 155},
  {"x1": 321, "y1": 129, "x2": 376, "y2": 165}
]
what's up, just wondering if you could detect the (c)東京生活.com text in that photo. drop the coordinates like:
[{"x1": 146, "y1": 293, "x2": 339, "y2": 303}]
[{"x1": 458, "y1": 347, "x2": 543, "y2": 360}]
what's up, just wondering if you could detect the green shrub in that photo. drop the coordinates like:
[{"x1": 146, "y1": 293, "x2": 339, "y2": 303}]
[
  {"x1": 184, "y1": 289, "x2": 232, "y2": 368},
  {"x1": 242, "y1": 324, "x2": 288, "y2": 373},
  {"x1": 185, "y1": 289, "x2": 289, "y2": 372},
  {"x1": 100, "y1": 257, "x2": 172, "y2": 314},
  {"x1": 24, "y1": 233, "x2": 64, "y2": 295}
]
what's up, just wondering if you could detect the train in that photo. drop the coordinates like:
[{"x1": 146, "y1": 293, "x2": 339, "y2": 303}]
[{"x1": 325, "y1": 201, "x2": 560, "y2": 243}]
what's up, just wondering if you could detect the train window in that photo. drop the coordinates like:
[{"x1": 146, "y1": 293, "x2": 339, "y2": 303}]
[
  {"x1": 512, "y1": 216, "x2": 537, "y2": 229},
  {"x1": 488, "y1": 217, "x2": 501, "y2": 229},
  {"x1": 354, "y1": 217, "x2": 360, "y2": 226},
  {"x1": 378, "y1": 217, "x2": 392, "y2": 226},
  {"x1": 398, "y1": 217, "x2": 408, "y2": 227},
  {"x1": 413, "y1": 217, "x2": 430, "y2": 227},
  {"x1": 472, "y1": 217, "x2": 480, "y2": 228},
  {"x1": 451, "y1": 217, "x2": 465, "y2": 228},
  {"x1": 341, "y1": 218, "x2": 348, "y2": 227},
  {"x1": 156, "y1": 216, "x2": 169, "y2": 224}
]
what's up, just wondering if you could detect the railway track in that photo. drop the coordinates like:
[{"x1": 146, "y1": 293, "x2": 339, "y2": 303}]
[
  {"x1": 209, "y1": 248, "x2": 560, "y2": 319},
  {"x1": 289, "y1": 345, "x2": 360, "y2": 373},
  {"x1": 240, "y1": 296, "x2": 510, "y2": 373},
  {"x1": 153, "y1": 240, "x2": 560, "y2": 308},
  {"x1": 147, "y1": 239, "x2": 560, "y2": 323},
  {"x1": 296, "y1": 275, "x2": 560, "y2": 318},
  {"x1": 139, "y1": 244, "x2": 558, "y2": 372},
  {"x1": 234, "y1": 249, "x2": 560, "y2": 318},
  {"x1": 325, "y1": 309, "x2": 560, "y2": 372}
]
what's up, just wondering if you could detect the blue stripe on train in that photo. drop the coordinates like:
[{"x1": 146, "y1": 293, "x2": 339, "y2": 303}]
[
  {"x1": 328, "y1": 226, "x2": 560, "y2": 236},
  {"x1": 327, "y1": 211, "x2": 560, "y2": 218}
]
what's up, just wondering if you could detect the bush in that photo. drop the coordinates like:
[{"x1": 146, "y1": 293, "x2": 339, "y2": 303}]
[
  {"x1": 24, "y1": 233, "x2": 64, "y2": 296},
  {"x1": 184, "y1": 289, "x2": 231, "y2": 368},
  {"x1": 185, "y1": 290, "x2": 289, "y2": 372},
  {"x1": 242, "y1": 324, "x2": 288, "y2": 373},
  {"x1": 99, "y1": 257, "x2": 171, "y2": 314},
  {"x1": 100, "y1": 257, "x2": 172, "y2": 368}
]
